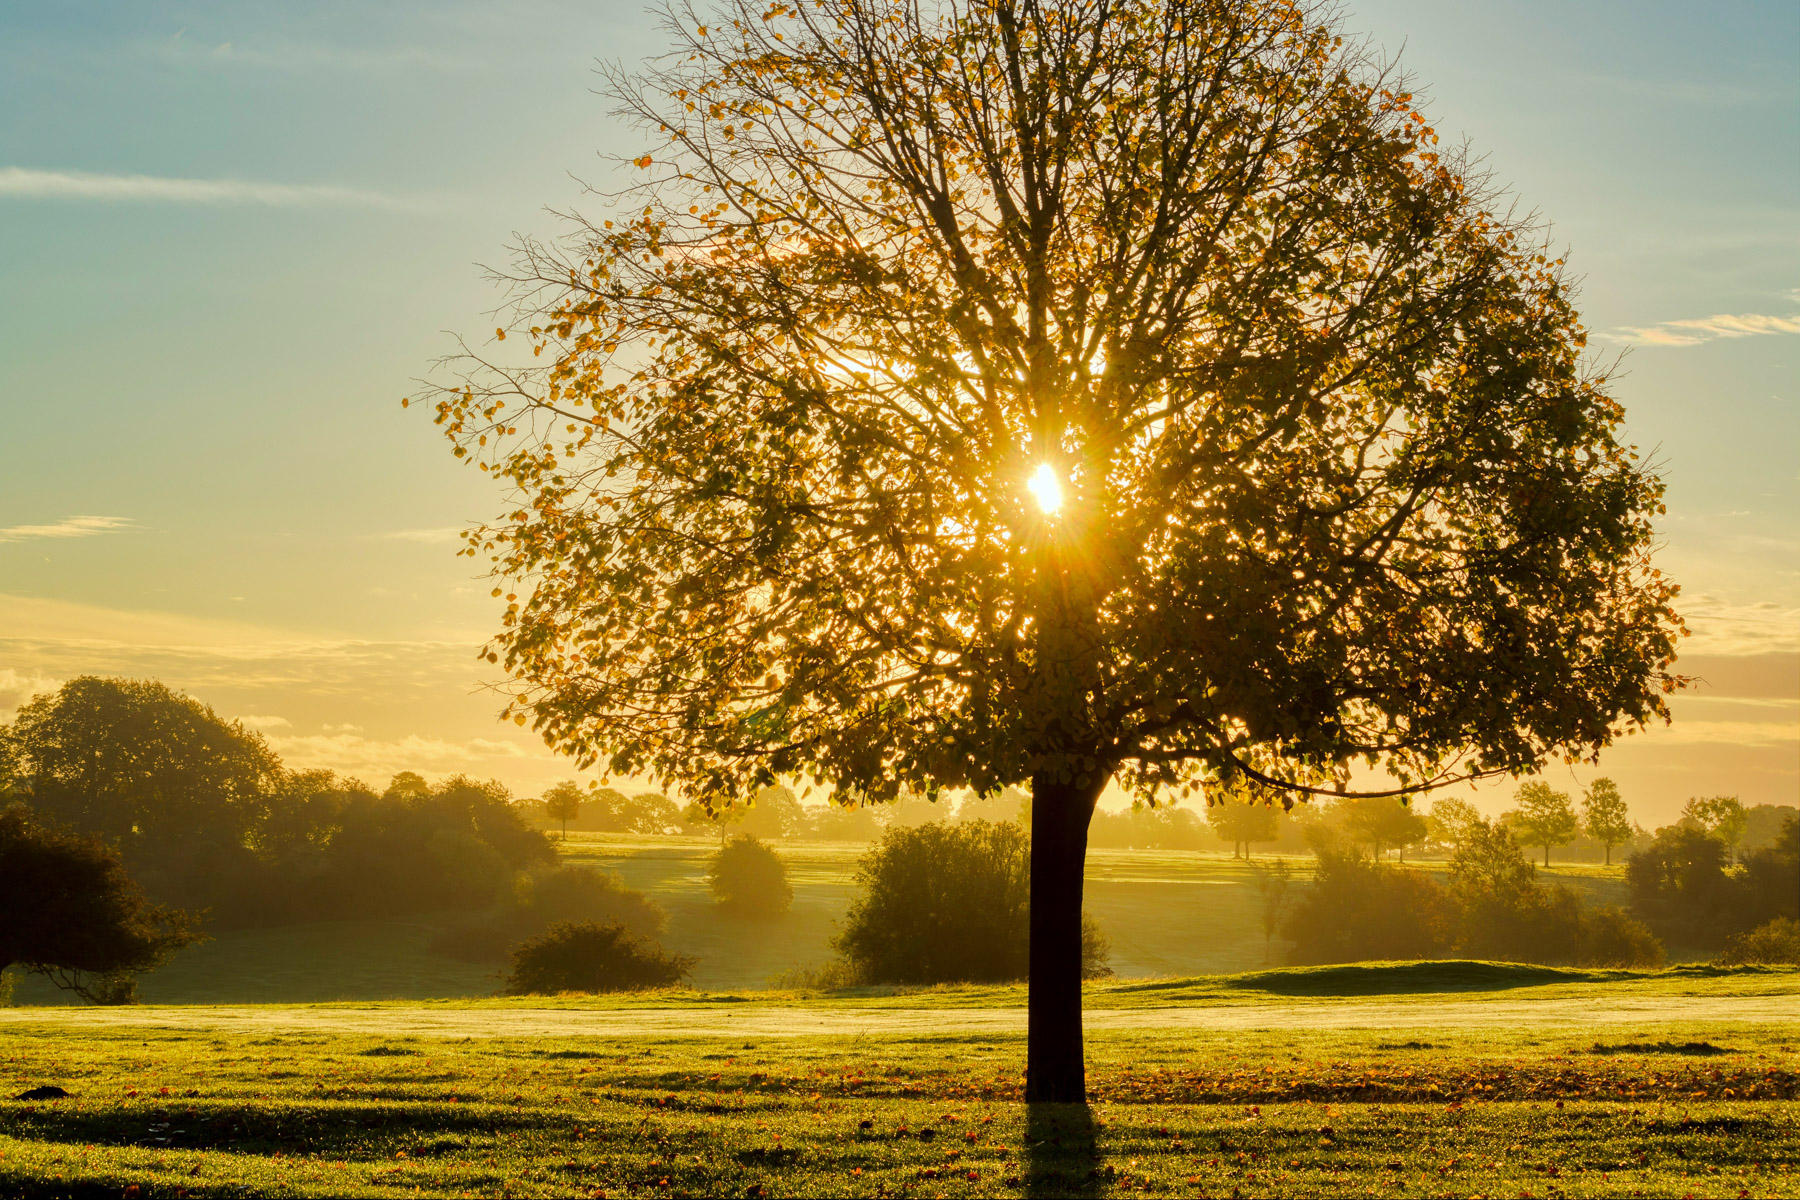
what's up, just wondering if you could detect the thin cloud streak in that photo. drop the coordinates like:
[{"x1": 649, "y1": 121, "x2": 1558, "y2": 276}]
[
  {"x1": 0, "y1": 515, "x2": 136, "y2": 544},
  {"x1": 1614, "y1": 307, "x2": 1800, "y2": 348},
  {"x1": 372, "y1": 528, "x2": 465, "y2": 544},
  {"x1": 0, "y1": 167, "x2": 419, "y2": 210}
]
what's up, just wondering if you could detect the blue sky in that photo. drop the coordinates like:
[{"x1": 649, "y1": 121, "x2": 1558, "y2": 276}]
[{"x1": 1, "y1": 0, "x2": 1795, "y2": 818}]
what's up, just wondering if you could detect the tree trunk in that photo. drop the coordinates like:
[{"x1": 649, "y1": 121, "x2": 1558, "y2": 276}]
[
  {"x1": 1028, "y1": 770, "x2": 1102, "y2": 1104},
  {"x1": 1604, "y1": 843, "x2": 1612, "y2": 867},
  {"x1": 1543, "y1": 844, "x2": 1550, "y2": 867}
]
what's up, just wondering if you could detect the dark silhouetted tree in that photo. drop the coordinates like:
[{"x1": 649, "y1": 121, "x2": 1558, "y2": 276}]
[
  {"x1": 420, "y1": 0, "x2": 1682, "y2": 1100},
  {"x1": 0, "y1": 806, "x2": 201, "y2": 1003},
  {"x1": 1, "y1": 677, "x2": 280, "y2": 868}
]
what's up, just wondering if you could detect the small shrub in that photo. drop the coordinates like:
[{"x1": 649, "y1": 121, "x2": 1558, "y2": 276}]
[
  {"x1": 1717, "y1": 916, "x2": 1800, "y2": 965},
  {"x1": 504, "y1": 921, "x2": 694, "y2": 994},
  {"x1": 831, "y1": 821, "x2": 1110, "y2": 985},
  {"x1": 708, "y1": 835, "x2": 793, "y2": 916}
]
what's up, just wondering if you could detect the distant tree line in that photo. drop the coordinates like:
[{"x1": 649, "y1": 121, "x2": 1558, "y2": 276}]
[
  {"x1": 1264, "y1": 800, "x2": 1797, "y2": 969},
  {"x1": 0, "y1": 678, "x2": 571, "y2": 997}
]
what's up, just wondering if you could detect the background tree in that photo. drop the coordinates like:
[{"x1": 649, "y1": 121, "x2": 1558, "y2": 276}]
[
  {"x1": 1426, "y1": 796, "x2": 1483, "y2": 853},
  {"x1": 1281, "y1": 849, "x2": 1452, "y2": 963},
  {"x1": 421, "y1": 0, "x2": 1681, "y2": 1100},
  {"x1": 708, "y1": 834, "x2": 794, "y2": 915},
  {"x1": 1340, "y1": 795, "x2": 1429, "y2": 862},
  {"x1": 1742, "y1": 803, "x2": 1799, "y2": 856},
  {"x1": 956, "y1": 785, "x2": 1032, "y2": 826},
  {"x1": 1581, "y1": 778, "x2": 1632, "y2": 865},
  {"x1": 1510, "y1": 782, "x2": 1579, "y2": 867},
  {"x1": 544, "y1": 781, "x2": 583, "y2": 840},
  {"x1": 1205, "y1": 797, "x2": 1280, "y2": 859},
  {"x1": 736, "y1": 784, "x2": 807, "y2": 840},
  {"x1": 1625, "y1": 823, "x2": 1729, "y2": 947},
  {"x1": 1683, "y1": 796, "x2": 1748, "y2": 865},
  {"x1": 806, "y1": 799, "x2": 885, "y2": 840},
  {"x1": 0, "y1": 806, "x2": 201, "y2": 1003},
  {"x1": 2, "y1": 677, "x2": 280, "y2": 869}
]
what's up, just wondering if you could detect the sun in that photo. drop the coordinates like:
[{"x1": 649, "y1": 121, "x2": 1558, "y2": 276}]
[{"x1": 1027, "y1": 463, "x2": 1064, "y2": 515}]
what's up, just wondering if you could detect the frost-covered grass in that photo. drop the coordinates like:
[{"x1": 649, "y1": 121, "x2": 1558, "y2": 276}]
[{"x1": 2, "y1": 965, "x2": 1795, "y2": 1197}]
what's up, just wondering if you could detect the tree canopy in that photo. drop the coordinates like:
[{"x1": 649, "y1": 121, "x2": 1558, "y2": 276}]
[
  {"x1": 420, "y1": 0, "x2": 1683, "y2": 1102},
  {"x1": 1580, "y1": 777, "x2": 1631, "y2": 864},
  {"x1": 2, "y1": 677, "x2": 280, "y2": 853},
  {"x1": 1510, "y1": 781, "x2": 1578, "y2": 865},
  {"x1": 423, "y1": 0, "x2": 1679, "y2": 808}
]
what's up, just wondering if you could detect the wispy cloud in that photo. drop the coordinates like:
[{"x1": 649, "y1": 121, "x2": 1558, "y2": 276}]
[
  {"x1": 0, "y1": 167, "x2": 417, "y2": 210},
  {"x1": 1614, "y1": 303, "x2": 1800, "y2": 348},
  {"x1": 0, "y1": 668, "x2": 64, "y2": 719},
  {"x1": 0, "y1": 515, "x2": 136, "y2": 544},
  {"x1": 373, "y1": 528, "x2": 464, "y2": 545},
  {"x1": 238, "y1": 714, "x2": 293, "y2": 730},
  {"x1": 148, "y1": 30, "x2": 483, "y2": 76},
  {"x1": 262, "y1": 731, "x2": 531, "y2": 783}
]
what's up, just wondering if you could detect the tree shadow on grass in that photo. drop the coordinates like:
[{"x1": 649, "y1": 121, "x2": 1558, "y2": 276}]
[{"x1": 1026, "y1": 1102, "x2": 1102, "y2": 1198}]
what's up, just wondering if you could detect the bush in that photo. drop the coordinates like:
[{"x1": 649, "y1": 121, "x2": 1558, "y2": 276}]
[
  {"x1": 504, "y1": 921, "x2": 694, "y2": 994},
  {"x1": 831, "y1": 821, "x2": 1109, "y2": 985},
  {"x1": 1626, "y1": 814, "x2": 1797, "y2": 948},
  {"x1": 431, "y1": 866, "x2": 665, "y2": 961},
  {"x1": 708, "y1": 835, "x2": 793, "y2": 916},
  {"x1": 1576, "y1": 905, "x2": 1664, "y2": 968},
  {"x1": 1282, "y1": 851, "x2": 1453, "y2": 963},
  {"x1": 511, "y1": 865, "x2": 666, "y2": 934},
  {"x1": 1718, "y1": 917, "x2": 1800, "y2": 965}
]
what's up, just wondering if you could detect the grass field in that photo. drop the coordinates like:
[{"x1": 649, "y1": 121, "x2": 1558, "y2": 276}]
[
  {"x1": 2, "y1": 963, "x2": 1795, "y2": 1197},
  {"x1": 4, "y1": 836, "x2": 1640, "y2": 1007}
]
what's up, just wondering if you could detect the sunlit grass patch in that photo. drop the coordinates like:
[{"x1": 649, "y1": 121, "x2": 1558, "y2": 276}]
[{"x1": 2, "y1": 998, "x2": 1796, "y2": 1197}]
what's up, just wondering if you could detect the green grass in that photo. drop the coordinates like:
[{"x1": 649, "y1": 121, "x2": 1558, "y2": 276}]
[
  {"x1": 2, "y1": 965, "x2": 1795, "y2": 1196},
  {"x1": 3, "y1": 837, "x2": 1638, "y2": 1006}
]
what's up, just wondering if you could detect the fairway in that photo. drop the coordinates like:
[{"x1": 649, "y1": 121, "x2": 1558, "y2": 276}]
[
  {"x1": 3, "y1": 963, "x2": 1792, "y2": 1039},
  {"x1": 3, "y1": 964, "x2": 1795, "y2": 1197}
]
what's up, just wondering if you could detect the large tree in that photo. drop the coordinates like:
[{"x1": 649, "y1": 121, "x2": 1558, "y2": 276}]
[
  {"x1": 1, "y1": 677, "x2": 281, "y2": 861},
  {"x1": 421, "y1": 0, "x2": 1681, "y2": 1101}
]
